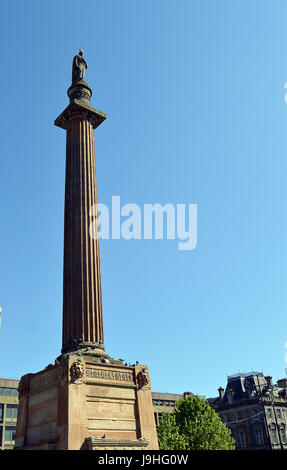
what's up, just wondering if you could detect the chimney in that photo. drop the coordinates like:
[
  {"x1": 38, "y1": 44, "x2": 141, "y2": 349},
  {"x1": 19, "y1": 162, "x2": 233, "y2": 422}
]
[
  {"x1": 265, "y1": 376, "x2": 273, "y2": 387},
  {"x1": 218, "y1": 387, "x2": 224, "y2": 399},
  {"x1": 277, "y1": 378, "x2": 287, "y2": 388}
]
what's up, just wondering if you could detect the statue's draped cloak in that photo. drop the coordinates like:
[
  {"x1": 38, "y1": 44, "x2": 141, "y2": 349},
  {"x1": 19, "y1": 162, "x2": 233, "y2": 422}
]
[{"x1": 72, "y1": 55, "x2": 88, "y2": 82}]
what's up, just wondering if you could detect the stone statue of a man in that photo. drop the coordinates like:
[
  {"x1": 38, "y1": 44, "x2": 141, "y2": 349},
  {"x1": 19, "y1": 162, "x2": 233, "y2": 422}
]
[{"x1": 72, "y1": 49, "x2": 88, "y2": 82}]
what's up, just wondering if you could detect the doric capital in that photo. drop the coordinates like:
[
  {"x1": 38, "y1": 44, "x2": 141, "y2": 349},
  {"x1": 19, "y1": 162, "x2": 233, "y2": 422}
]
[
  {"x1": 55, "y1": 79, "x2": 106, "y2": 130},
  {"x1": 54, "y1": 101, "x2": 106, "y2": 130}
]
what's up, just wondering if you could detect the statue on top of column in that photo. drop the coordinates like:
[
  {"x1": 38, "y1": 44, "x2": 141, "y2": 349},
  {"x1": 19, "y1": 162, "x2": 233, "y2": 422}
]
[{"x1": 72, "y1": 49, "x2": 88, "y2": 83}]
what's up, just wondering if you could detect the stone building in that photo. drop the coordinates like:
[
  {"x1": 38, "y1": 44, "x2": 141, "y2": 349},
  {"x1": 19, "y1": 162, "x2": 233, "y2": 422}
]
[
  {"x1": 209, "y1": 372, "x2": 287, "y2": 450},
  {"x1": 152, "y1": 392, "x2": 194, "y2": 426},
  {"x1": 0, "y1": 379, "x2": 19, "y2": 450}
]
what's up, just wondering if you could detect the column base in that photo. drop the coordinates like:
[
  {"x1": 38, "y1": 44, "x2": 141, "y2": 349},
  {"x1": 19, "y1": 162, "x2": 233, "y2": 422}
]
[
  {"x1": 61, "y1": 341, "x2": 110, "y2": 359},
  {"x1": 15, "y1": 355, "x2": 158, "y2": 450}
]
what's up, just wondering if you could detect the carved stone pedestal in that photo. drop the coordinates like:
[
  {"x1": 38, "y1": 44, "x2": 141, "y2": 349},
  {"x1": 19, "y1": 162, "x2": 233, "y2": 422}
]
[{"x1": 15, "y1": 354, "x2": 158, "y2": 450}]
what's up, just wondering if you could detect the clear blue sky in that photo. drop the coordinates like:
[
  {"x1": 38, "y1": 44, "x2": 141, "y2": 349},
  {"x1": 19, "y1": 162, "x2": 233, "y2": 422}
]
[{"x1": 1, "y1": 0, "x2": 287, "y2": 399}]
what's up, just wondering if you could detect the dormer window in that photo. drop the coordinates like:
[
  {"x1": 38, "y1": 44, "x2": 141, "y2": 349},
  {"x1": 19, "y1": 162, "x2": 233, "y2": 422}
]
[{"x1": 227, "y1": 391, "x2": 233, "y2": 404}]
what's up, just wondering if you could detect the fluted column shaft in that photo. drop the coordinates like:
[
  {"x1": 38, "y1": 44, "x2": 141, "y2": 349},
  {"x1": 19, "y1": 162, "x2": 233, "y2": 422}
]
[{"x1": 62, "y1": 114, "x2": 103, "y2": 353}]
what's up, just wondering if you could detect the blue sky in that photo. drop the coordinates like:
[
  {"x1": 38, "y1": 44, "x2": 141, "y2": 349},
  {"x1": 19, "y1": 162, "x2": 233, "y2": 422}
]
[{"x1": 1, "y1": 0, "x2": 287, "y2": 398}]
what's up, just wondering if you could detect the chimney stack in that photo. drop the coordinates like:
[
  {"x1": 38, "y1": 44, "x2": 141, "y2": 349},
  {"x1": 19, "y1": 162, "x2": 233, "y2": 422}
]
[{"x1": 218, "y1": 387, "x2": 224, "y2": 399}]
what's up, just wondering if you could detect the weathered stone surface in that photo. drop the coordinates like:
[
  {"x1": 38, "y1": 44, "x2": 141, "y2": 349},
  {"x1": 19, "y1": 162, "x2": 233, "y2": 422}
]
[
  {"x1": 15, "y1": 358, "x2": 158, "y2": 450},
  {"x1": 85, "y1": 436, "x2": 150, "y2": 450},
  {"x1": 55, "y1": 96, "x2": 106, "y2": 355}
]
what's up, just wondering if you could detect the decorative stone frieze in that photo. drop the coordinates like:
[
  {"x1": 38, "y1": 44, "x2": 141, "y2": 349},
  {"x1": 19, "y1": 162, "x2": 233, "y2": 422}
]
[{"x1": 86, "y1": 367, "x2": 134, "y2": 383}]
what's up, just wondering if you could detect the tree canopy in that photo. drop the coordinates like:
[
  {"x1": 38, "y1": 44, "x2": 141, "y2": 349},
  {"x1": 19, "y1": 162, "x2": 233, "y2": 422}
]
[{"x1": 157, "y1": 395, "x2": 235, "y2": 450}]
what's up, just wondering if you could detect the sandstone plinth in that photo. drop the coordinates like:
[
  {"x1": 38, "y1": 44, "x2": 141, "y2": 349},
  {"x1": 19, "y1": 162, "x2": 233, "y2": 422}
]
[{"x1": 15, "y1": 356, "x2": 157, "y2": 450}]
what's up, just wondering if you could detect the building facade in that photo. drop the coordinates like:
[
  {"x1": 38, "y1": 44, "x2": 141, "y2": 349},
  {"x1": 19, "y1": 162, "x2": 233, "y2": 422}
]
[
  {"x1": 152, "y1": 392, "x2": 194, "y2": 426},
  {"x1": 210, "y1": 372, "x2": 287, "y2": 450},
  {"x1": 0, "y1": 379, "x2": 19, "y2": 450}
]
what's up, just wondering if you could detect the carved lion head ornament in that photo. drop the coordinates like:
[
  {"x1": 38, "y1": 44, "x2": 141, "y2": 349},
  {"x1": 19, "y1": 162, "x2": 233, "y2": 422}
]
[{"x1": 70, "y1": 359, "x2": 84, "y2": 383}]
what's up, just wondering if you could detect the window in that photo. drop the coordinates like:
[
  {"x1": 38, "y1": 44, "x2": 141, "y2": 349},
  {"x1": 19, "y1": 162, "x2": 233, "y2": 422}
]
[
  {"x1": 254, "y1": 428, "x2": 264, "y2": 445},
  {"x1": 0, "y1": 387, "x2": 18, "y2": 397},
  {"x1": 271, "y1": 426, "x2": 278, "y2": 444},
  {"x1": 223, "y1": 415, "x2": 230, "y2": 425},
  {"x1": 238, "y1": 431, "x2": 246, "y2": 448},
  {"x1": 280, "y1": 426, "x2": 286, "y2": 443},
  {"x1": 154, "y1": 413, "x2": 158, "y2": 426},
  {"x1": 250, "y1": 408, "x2": 260, "y2": 421},
  {"x1": 4, "y1": 426, "x2": 16, "y2": 442},
  {"x1": 227, "y1": 393, "x2": 233, "y2": 404},
  {"x1": 267, "y1": 408, "x2": 272, "y2": 418},
  {"x1": 6, "y1": 405, "x2": 18, "y2": 421},
  {"x1": 276, "y1": 409, "x2": 282, "y2": 420},
  {"x1": 236, "y1": 412, "x2": 242, "y2": 422},
  {"x1": 0, "y1": 405, "x2": 3, "y2": 423}
]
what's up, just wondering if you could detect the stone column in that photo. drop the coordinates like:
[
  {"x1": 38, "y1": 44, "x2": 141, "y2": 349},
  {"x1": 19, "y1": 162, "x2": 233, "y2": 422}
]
[
  {"x1": 55, "y1": 80, "x2": 107, "y2": 356},
  {"x1": 15, "y1": 55, "x2": 158, "y2": 451}
]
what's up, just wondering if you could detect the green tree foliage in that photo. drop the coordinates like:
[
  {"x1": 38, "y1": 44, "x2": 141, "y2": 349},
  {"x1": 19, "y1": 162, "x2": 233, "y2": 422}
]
[{"x1": 157, "y1": 395, "x2": 235, "y2": 450}]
